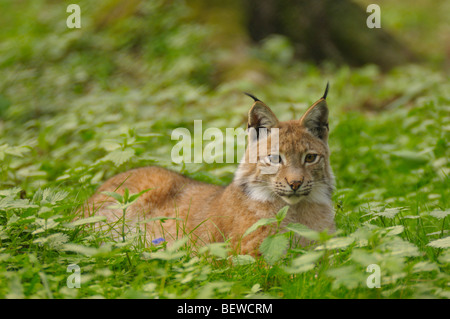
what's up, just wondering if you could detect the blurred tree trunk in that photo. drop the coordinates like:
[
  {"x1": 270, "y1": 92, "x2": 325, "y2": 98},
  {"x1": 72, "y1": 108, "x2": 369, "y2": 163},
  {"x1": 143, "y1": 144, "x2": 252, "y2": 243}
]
[
  {"x1": 95, "y1": 0, "x2": 418, "y2": 71},
  {"x1": 244, "y1": 0, "x2": 417, "y2": 70}
]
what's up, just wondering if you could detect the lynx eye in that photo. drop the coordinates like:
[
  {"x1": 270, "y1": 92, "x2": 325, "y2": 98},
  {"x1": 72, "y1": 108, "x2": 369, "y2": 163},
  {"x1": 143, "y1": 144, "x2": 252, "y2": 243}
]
[
  {"x1": 267, "y1": 154, "x2": 282, "y2": 164},
  {"x1": 305, "y1": 154, "x2": 318, "y2": 163}
]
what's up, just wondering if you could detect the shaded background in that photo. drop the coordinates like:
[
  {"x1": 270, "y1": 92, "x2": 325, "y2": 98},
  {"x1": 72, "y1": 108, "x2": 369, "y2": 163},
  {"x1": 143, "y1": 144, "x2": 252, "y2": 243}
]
[
  {"x1": 1, "y1": 0, "x2": 448, "y2": 99},
  {"x1": 0, "y1": 0, "x2": 449, "y2": 299}
]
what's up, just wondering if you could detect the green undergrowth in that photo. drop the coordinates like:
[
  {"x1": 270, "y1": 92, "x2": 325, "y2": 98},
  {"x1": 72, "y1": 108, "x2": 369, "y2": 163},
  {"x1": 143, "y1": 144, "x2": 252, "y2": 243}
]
[{"x1": 0, "y1": 0, "x2": 449, "y2": 299}]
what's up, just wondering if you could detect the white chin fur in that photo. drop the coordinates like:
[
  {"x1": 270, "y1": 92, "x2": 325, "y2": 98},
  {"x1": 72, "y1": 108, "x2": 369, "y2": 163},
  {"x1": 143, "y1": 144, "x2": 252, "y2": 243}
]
[
  {"x1": 301, "y1": 185, "x2": 332, "y2": 206},
  {"x1": 283, "y1": 185, "x2": 332, "y2": 206},
  {"x1": 246, "y1": 185, "x2": 276, "y2": 202},
  {"x1": 245, "y1": 184, "x2": 331, "y2": 206},
  {"x1": 281, "y1": 196, "x2": 302, "y2": 205}
]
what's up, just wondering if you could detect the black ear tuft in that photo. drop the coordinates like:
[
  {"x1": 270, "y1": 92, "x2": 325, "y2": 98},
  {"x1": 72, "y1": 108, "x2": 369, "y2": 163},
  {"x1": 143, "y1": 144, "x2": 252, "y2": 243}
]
[
  {"x1": 247, "y1": 96, "x2": 279, "y2": 134},
  {"x1": 299, "y1": 86, "x2": 330, "y2": 142},
  {"x1": 244, "y1": 92, "x2": 261, "y2": 102},
  {"x1": 322, "y1": 81, "x2": 329, "y2": 100}
]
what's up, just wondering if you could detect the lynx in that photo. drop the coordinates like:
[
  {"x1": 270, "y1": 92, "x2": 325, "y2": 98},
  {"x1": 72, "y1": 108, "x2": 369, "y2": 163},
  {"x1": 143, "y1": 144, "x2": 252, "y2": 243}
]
[{"x1": 80, "y1": 84, "x2": 335, "y2": 255}]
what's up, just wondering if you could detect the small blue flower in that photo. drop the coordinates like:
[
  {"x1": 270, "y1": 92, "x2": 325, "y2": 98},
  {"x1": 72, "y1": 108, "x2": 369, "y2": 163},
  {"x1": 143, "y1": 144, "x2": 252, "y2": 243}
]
[{"x1": 152, "y1": 237, "x2": 165, "y2": 245}]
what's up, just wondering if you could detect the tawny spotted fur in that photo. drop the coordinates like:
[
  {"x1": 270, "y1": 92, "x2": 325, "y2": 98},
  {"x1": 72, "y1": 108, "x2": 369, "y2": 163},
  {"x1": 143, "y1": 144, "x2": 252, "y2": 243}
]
[{"x1": 80, "y1": 85, "x2": 335, "y2": 255}]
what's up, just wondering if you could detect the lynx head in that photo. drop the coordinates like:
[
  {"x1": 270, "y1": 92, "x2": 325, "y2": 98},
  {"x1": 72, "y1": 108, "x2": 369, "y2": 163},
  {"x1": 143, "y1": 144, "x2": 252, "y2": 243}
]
[{"x1": 234, "y1": 84, "x2": 334, "y2": 206}]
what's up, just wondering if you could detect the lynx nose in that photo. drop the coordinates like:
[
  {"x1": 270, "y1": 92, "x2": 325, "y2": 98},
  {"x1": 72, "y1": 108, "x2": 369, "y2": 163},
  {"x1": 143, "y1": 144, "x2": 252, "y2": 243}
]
[{"x1": 286, "y1": 178, "x2": 303, "y2": 191}]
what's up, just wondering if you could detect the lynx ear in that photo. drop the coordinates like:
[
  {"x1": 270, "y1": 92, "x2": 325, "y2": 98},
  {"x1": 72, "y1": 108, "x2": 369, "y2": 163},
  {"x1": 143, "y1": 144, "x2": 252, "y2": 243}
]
[
  {"x1": 245, "y1": 93, "x2": 279, "y2": 131},
  {"x1": 299, "y1": 83, "x2": 329, "y2": 141}
]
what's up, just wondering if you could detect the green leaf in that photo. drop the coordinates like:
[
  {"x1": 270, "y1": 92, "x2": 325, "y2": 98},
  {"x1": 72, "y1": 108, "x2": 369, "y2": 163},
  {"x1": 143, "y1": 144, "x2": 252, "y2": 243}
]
[
  {"x1": 0, "y1": 226, "x2": 8, "y2": 240},
  {"x1": 427, "y1": 236, "x2": 450, "y2": 249},
  {"x1": 168, "y1": 237, "x2": 189, "y2": 252},
  {"x1": 0, "y1": 197, "x2": 38, "y2": 210},
  {"x1": 439, "y1": 250, "x2": 450, "y2": 264},
  {"x1": 327, "y1": 265, "x2": 366, "y2": 290},
  {"x1": 391, "y1": 150, "x2": 428, "y2": 164},
  {"x1": 315, "y1": 237, "x2": 354, "y2": 250},
  {"x1": 382, "y1": 237, "x2": 420, "y2": 257},
  {"x1": 62, "y1": 243, "x2": 101, "y2": 256},
  {"x1": 348, "y1": 227, "x2": 371, "y2": 247},
  {"x1": 429, "y1": 210, "x2": 450, "y2": 220},
  {"x1": 33, "y1": 233, "x2": 69, "y2": 249},
  {"x1": 6, "y1": 275, "x2": 24, "y2": 299},
  {"x1": 374, "y1": 207, "x2": 404, "y2": 219},
  {"x1": 285, "y1": 223, "x2": 320, "y2": 241},
  {"x1": 259, "y1": 234, "x2": 289, "y2": 264},
  {"x1": 351, "y1": 249, "x2": 381, "y2": 266},
  {"x1": 148, "y1": 238, "x2": 188, "y2": 261},
  {"x1": 1, "y1": 144, "x2": 31, "y2": 158},
  {"x1": 123, "y1": 188, "x2": 129, "y2": 202},
  {"x1": 149, "y1": 250, "x2": 185, "y2": 261},
  {"x1": 276, "y1": 205, "x2": 289, "y2": 223},
  {"x1": 67, "y1": 216, "x2": 107, "y2": 227},
  {"x1": 230, "y1": 255, "x2": 255, "y2": 266},
  {"x1": 385, "y1": 225, "x2": 404, "y2": 236},
  {"x1": 100, "y1": 148, "x2": 135, "y2": 166},
  {"x1": 41, "y1": 188, "x2": 69, "y2": 204},
  {"x1": 101, "y1": 141, "x2": 121, "y2": 151},
  {"x1": 32, "y1": 218, "x2": 59, "y2": 234},
  {"x1": 101, "y1": 191, "x2": 124, "y2": 203},
  {"x1": 243, "y1": 218, "x2": 276, "y2": 238},
  {"x1": 127, "y1": 188, "x2": 152, "y2": 203},
  {"x1": 284, "y1": 251, "x2": 324, "y2": 274},
  {"x1": 0, "y1": 187, "x2": 22, "y2": 197},
  {"x1": 200, "y1": 243, "x2": 229, "y2": 259},
  {"x1": 412, "y1": 261, "x2": 439, "y2": 273}
]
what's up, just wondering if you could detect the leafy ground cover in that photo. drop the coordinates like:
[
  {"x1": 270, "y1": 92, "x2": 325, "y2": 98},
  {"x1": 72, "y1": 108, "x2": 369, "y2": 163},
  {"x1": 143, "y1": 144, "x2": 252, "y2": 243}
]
[{"x1": 0, "y1": 0, "x2": 448, "y2": 298}]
